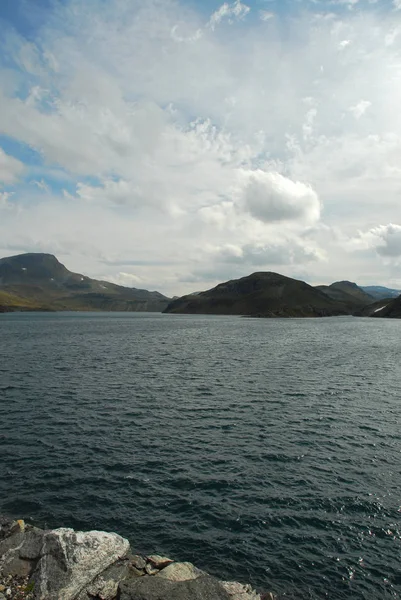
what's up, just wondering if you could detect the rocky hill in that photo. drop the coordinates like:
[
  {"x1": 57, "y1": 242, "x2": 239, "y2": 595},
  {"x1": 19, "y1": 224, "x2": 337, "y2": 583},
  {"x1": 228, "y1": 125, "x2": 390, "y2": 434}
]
[
  {"x1": 315, "y1": 280, "x2": 374, "y2": 311},
  {"x1": 164, "y1": 272, "x2": 350, "y2": 318},
  {"x1": 0, "y1": 253, "x2": 170, "y2": 312}
]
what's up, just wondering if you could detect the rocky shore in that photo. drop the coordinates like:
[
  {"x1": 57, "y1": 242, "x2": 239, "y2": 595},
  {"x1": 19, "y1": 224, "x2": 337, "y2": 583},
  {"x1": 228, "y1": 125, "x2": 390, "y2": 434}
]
[{"x1": 0, "y1": 517, "x2": 272, "y2": 600}]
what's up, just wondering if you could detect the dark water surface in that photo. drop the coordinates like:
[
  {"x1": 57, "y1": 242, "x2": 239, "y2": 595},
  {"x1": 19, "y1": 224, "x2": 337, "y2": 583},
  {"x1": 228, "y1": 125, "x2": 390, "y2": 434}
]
[{"x1": 1, "y1": 313, "x2": 401, "y2": 599}]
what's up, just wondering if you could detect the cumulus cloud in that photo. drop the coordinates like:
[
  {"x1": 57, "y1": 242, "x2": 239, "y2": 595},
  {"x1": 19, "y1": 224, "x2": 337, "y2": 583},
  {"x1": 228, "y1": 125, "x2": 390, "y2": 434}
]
[
  {"x1": 238, "y1": 171, "x2": 320, "y2": 224},
  {"x1": 352, "y1": 224, "x2": 401, "y2": 257}
]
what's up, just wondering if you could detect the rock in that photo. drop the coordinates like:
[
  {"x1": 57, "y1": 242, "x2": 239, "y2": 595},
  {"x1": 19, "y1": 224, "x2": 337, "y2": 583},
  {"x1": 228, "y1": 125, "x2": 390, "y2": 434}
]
[
  {"x1": 0, "y1": 531, "x2": 35, "y2": 577},
  {"x1": 131, "y1": 556, "x2": 146, "y2": 570},
  {"x1": 0, "y1": 585, "x2": 4, "y2": 592},
  {"x1": 32, "y1": 528, "x2": 130, "y2": 600},
  {"x1": 146, "y1": 555, "x2": 174, "y2": 569},
  {"x1": 0, "y1": 518, "x2": 24, "y2": 542},
  {"x1": 221, "y1": 581, "x2": 261, "y2": 600},
  {"x1": 0, "y1": 593, "x2": 5, "y2": 600},
  {"x1": 86, "y1": 576, "x2": 119, "y2": 600},
  {"x1": 119, "y1": 574, "x2": 232, "y2": 600},
  {"x1": 129, "y1": 566, "x2": 145, "y2": 578},
  {"x1": 76, "y1": 559, "x2": 132, "y2": 600},
  {"x1": 156, "y1": 561, "x2": 204, "y2": 581},
  {"x1": 145, "y1": 564, "x2": 159, "y2": 576},
  {"x1": 20, "y1": 529, "x2": 44, "y2": 560}
]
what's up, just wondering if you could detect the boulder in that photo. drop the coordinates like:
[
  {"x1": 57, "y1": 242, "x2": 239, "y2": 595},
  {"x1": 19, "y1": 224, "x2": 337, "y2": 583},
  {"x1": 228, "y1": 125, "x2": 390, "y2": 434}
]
[
  {"x1": 146, "y1": 555, "x2": 174, "y2": 569},
  {"x1": 32, "y1": 528, "x2": 130, "y2": 600},
  {"x1": 155, "y1": 561, "x2": 204, "y2": 581},
  {"x1": 0, "y1": 529, "x2": 37, "y2": 578},
  {"x1": 86, "y1": 576, "x2": 119, "y2": 600},
  {"x1": 131, "y1": 556, "x2": 146, "y2": 570},
  {"x1": 221, "y1": 581, "x2": 261, "y2": 600},
  {"x1": 119, "y1": 574, "x2": 232, "y2": 600},
  {"x1": 144, "y1": 564, "x2": 159, "y2": 576}
]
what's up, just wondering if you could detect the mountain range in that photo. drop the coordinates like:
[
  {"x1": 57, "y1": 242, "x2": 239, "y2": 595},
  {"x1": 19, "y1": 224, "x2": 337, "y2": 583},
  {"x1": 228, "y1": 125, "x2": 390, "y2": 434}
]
[
  {"x1": 164, "y1": 272, "x2": 376, "y2": 318},
  {"x1": 0, "y1": 252, "x2": 400, "y2": 318}
]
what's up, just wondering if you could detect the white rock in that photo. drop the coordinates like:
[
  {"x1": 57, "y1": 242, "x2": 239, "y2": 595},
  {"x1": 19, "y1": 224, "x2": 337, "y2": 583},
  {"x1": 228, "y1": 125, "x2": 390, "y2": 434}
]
[
  {"x1": 155, "y1": 561, "x2": 204, "y2": 581},
  {"x1": 220, "y1": 581, "x2": 261, "y2": 600},
  {"x1": 33, "y1": 528, "x2": 130, "y2": 600}
]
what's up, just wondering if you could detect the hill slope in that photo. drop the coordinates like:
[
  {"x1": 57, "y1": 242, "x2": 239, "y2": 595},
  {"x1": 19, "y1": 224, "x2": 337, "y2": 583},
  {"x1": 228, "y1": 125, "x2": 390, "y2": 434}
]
[
  {"x1": 370, "y1": 296, "x2": 401, "y2": 318},
  {"x1": 316, "y1": 281, "x2": 374, "y2": 311},
  {"x1": 164, "y1": 272, "x2": 349, "y2": 317},
  {"x1": 361, "y1": 285, "x2": 401, "y2": 300},
  {"x1": 0, "y1": 253, "x2": 170, "y2": 312},
  {"x1": 0, "y1": 290, "x2": 49, "y2": 312}
]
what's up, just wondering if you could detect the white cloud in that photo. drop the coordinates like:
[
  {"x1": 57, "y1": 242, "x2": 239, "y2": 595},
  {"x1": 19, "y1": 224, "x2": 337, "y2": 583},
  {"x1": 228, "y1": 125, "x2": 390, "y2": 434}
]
[
  {"x1": 0, "y1": 148, "x2": 24, "y2": 185},
  {"x1": 351, "y1": 224, "x2": 401, "y2": 258},
  {"x1": 102, "y1": 272, "x2": 144, "y2": 287},
  {"x1": 208, "y1": 1, "x2": 250, "y2": 30},
  {"x1": 0, "y1": 0, "x2": 401, "y2": 293},
  {"x1": 349, "y1": 100, "x2": 371, "y2": 119},
  {"x1": 259, "y1": 11, "x2": 274, "y2": 21},
  {"x1": 209, "y1": 239, "x2": 323, "y2": 266},
  {"x1": 239, "y1": 171, "x2": 320, "y2": 224}
]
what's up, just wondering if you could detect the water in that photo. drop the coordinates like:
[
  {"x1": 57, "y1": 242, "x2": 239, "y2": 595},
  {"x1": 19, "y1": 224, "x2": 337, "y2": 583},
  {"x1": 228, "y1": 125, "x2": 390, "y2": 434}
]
[{"x1": 1, "y1": 312, "x2": 401, "y2": 599}]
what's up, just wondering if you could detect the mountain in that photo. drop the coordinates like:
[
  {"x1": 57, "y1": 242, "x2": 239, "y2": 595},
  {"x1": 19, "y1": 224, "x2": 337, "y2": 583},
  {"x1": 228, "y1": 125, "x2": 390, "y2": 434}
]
[
  {"x1": 370, "y1": 296, "x2": 401, "y2": 318},
  {"x1": 361, "y1": 285, "x2": 401, "y2": 300},
  {"x1": 163, "y1": 272, "x2": 350, "y2": 317},
  {"x1": 0, "y1": 253, "x2": 170, "y2": 312},
  {"x1": 315, "y1": 281, "x2": 374, "y2": 311}
]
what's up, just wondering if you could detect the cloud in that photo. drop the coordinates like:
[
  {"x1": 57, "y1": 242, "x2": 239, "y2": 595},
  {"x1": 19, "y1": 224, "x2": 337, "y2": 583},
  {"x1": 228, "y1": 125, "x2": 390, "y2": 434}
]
[
  {"x1": 259, "y1": 11, "x2": 274, "y2": 21},
  {"x1": 101, "y1": 272, "x2": 144, "y2": 287},
  {"x1": 351, "y1": 224, "x2": 401, "y2": 258},
  {"x1": 0, "y1": 0, "x2": 401, "y2": 293},
  {"x1": 349, "y1": 100, "x2": 371, "y2": 119},
  {"x1": 239, "y1": 171, "x2": 320, "y2": 224},
  {"x1": 208, "y1": 1, "x2": 250, "y2": 30},
  {"x1": 0, "y1": 148, "x2": 24, "y2": 185},
  {"x1": 209, "y1": 239, "x2": 323, "y2": 266}
]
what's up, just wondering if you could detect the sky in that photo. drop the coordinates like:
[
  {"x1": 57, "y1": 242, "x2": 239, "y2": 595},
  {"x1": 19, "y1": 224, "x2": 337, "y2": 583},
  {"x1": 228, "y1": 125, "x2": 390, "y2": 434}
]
[{"x1": 1, "y1": 0, "x2": 401, "y2": 295}]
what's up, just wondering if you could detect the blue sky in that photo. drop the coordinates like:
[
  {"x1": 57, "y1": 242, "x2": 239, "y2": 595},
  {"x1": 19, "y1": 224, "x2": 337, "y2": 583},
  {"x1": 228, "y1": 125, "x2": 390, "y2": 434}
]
[{"x1": 1, "y1": 0, "x2": 401, "y2": 294}]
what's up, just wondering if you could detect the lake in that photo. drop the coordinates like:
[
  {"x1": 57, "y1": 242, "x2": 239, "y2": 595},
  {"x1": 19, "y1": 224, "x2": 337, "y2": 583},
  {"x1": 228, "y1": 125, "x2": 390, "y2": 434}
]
[{"x1": 1, "y1": 312, "x2": 401, "y2": 599}]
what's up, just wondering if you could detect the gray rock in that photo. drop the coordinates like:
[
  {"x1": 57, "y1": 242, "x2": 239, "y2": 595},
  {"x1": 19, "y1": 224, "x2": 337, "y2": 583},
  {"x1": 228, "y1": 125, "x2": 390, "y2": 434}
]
[
  {"x1": 145, "y1": 564, "x2": 159, "y2": 576},
  {"x1": 32, "y1": 528, "x2": 130, "y2": 600},
  {"x1": 76, "y1": 558, "x2": 132, "y2": 600},
  {"x1": 0, "y1": 518, "x2": 25, "y2": 542},
  {"x1": 221, "y1": 581, "x2": 261, "y2": 600},
  {"x1": 20, "y1": 528, "x2": 44, "y2": 560},
  {"x1": 131, "y1": 556, "x2": 146, "y2": 570},
  {"x1": 146, "y1": 555, "x2": 174, "y2": 569},
  {"x1": 156, "y1": 561, "x2": 204, "y2": 581},
  {"x1": 0, "y1": 531, "x2": 36, "y2": 578},
  {"x1": 86, "y1": 576, "x2": 119, "y2": 600},
  {"x1": 119, "y1": 574, "x2": 232, "y2": 600},
  {"x1": 129, "y1": 566, "x2": 145, "y2": 578},
  {"x1": 0, "y1": 531, "x2": 25, "y2": 558}
]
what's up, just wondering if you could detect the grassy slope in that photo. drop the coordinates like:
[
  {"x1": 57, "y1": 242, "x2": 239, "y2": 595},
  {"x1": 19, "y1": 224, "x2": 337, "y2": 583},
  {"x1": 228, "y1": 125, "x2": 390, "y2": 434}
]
[{"x1": 0, "y1": 290, "x2": 47, "y2": 312}]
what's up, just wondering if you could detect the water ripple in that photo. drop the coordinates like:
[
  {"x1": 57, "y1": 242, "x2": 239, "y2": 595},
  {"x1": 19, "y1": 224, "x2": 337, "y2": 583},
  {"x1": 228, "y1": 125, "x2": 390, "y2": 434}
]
[{"x1": 0, "y1": 313, "x2": 401, "y2": 600}]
